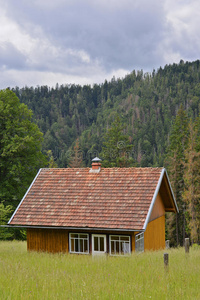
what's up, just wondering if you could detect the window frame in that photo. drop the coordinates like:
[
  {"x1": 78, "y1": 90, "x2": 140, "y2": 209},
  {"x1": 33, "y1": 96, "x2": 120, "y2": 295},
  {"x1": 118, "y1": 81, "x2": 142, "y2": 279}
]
[
  {"x1": 109, "y1": 235, "x2": 131, "y2": 256},
  {"x1": 135, "y1": 232, "x2": 144, "y2": 253},
  {"x1": 69, "y1": 233, "x2": 89, "y2": 254}
]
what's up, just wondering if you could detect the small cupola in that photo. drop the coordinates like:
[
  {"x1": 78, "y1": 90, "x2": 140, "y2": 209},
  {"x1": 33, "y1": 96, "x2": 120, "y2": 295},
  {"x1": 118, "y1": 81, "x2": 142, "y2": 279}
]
[{"x1": 89, "y1": 157, "x2": 102, "y2": 173}]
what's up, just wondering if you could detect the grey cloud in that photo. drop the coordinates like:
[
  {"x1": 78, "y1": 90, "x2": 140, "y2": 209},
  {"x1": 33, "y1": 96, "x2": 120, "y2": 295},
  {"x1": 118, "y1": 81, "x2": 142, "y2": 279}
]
[
  {"x1": 0, "y1": 42, "x2": 27, "y2": 70},
  {"x1": 49, "y1": 3, "x2": 165, "y2": 70},
  {"x1": 4, "y1": 1, "x2": 166, "y2": 72}
]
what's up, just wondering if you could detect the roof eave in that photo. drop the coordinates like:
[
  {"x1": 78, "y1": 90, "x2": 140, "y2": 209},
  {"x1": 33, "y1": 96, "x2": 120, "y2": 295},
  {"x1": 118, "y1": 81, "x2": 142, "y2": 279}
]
[
  {"x1": 3, "y1": 224, "x2": 145, "y2": 232},
  {"x1": 165, "y1": 169, "x2": 179, "y2": 213}
]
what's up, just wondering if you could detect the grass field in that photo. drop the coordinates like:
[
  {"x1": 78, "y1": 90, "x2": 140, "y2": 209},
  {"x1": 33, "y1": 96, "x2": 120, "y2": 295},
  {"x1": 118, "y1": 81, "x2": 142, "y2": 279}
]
[{"x1": 0, "y1": 241, "x2": 200, "y2": 299}]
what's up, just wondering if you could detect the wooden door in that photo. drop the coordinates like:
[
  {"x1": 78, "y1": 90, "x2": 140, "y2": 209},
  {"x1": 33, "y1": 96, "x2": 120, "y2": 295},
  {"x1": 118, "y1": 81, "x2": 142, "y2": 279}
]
[{"x1": 92, "y1": 234, "x2": 107, "y2": 255}]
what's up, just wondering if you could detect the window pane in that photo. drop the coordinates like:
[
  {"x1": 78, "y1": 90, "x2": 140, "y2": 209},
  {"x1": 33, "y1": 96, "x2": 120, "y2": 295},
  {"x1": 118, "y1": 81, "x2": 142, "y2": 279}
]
[
  {"x1": 135, "y1": 233, "x2": 144, "y2": 252},
  {"x1": 71, "y1": 239, "x2": 74, "y2": 252},
  {"x1": 111, "y1": 236, "x2": 119, "y2": 241},
  {"x1": 80, "y1": 239, "x2": 83, "y2": 252},
  {"x1": 99, "y1": 237, "x2": 104, "y2": 251},
  {"x1": 70, "y1": 234, "x2": 78, "y2": 238},
  {"x1": 100, "y1": 237, "x2": 104, "y2": 251},
  {"x1": 80, "y1": 234, "x2": 87, "y2": 239},
  {"x1": 120, "y1": 236, "x2": 129, "y2": 241},
  {"x1": 84, "y1": 240, "x2": 88, "y2": 252},
  {"x1": 116, "y1": 241, "x2": 120, "y2": 254},
  {"x1": 75, "y1": 239, "x2": 79, "y2": 252},
  {"x1": 122, "y1": 242, "x2": 130, "y2": 254},
  {"x1": 94, "y1": 237, "x2": 98, "y2": 251},
  {"x1": 111, "y1": 241, "x2": 115, "y2": 254}
]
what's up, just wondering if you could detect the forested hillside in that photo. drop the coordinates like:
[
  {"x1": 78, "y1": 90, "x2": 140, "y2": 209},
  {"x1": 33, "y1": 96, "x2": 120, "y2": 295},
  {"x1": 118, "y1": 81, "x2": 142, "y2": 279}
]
[{"x1": 12, "y1": 60, "x2": 200, "y2": 167}]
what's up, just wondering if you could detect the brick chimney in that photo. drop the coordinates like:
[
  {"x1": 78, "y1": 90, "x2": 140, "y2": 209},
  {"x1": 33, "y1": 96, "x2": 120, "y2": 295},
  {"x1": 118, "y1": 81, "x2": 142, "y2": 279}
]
[{"x1": 89, "y1": 157, "x2": 102, "y2": 173}]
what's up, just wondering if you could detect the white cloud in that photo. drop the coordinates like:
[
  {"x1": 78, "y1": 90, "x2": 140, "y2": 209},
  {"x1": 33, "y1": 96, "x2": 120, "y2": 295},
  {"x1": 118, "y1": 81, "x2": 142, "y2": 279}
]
[
  {"x1": 0, "y1": 9, "x2": 32, "y2": 53},
  {"x1": 1, "y1": 66, "x2": 130, "y2": 89},
  {"x1": 162, "y1": 0, "x2": 200, "y2": 64},
  {"x1": 0, "y1": 4, "x2": 93, "y2": 73}
]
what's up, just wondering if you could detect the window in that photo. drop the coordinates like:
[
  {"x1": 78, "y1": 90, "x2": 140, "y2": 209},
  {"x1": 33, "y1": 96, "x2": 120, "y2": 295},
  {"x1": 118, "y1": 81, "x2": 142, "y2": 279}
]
[
  {"x1": 69, "y1": 233, "x2": 89, "y2": 254},
  {"x1": 135, "y1": 232, "x2": 144, "y2": 252},
  {"x1": 109, "y1": 235, "x2": 131, "y2": 255}
]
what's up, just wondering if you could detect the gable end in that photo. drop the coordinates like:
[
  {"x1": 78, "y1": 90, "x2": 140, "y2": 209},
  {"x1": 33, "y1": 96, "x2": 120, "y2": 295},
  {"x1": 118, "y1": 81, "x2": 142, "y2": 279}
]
[{"x1": 143, "y1": 168, "x2": 178, "y2": 231}]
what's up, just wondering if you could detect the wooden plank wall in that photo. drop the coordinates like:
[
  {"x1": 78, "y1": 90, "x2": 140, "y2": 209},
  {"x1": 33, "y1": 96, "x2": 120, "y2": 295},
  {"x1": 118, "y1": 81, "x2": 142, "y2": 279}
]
[
  {"x1": 27, "y1": 228, "x2": 68, "y2": 253},
  {"x1": 144, "y1": 215, "x2": 165, "y2": 251},
  {"x1": 27, "y1": 228, "x2": 138, "y2": 253},
  {"x1": 149, "y1": 192, "x2": 165, "y2": 222}
]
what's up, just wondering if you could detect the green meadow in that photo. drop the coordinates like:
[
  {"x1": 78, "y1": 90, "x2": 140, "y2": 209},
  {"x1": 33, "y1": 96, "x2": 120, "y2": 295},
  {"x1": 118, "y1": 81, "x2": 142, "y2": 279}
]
[{"x1": 0, "y1": 241, "x2": 200, "y2": 300}]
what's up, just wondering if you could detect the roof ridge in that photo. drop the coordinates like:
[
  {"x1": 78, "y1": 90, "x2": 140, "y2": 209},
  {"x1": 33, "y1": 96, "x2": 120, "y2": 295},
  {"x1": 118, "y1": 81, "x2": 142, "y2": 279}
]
[{"x1": 41, "y1": 167, "x2": 163, "y2": 170}]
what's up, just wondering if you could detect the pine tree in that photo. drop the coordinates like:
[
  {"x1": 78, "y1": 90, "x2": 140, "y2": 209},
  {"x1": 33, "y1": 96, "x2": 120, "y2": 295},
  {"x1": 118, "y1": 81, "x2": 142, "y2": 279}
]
[
  {"x1": 183, "y1": 119, "x2": 200, "y2": 244},
  {"x1": 68, "y1": 139, "x2": 84, "y2": 168},
  {"x1": 101, "y1": 115, "x2": 134, "y2": 167},
  {"x1": 165, "y1": 106, "x2": 189, "y2": 246},
  {"x1": 47, "y1": 150, "x2": 58, "y2": 168}
]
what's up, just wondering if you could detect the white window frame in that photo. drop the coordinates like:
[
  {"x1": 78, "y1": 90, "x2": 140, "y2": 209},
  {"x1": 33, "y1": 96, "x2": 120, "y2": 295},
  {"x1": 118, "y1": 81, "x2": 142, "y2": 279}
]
[
  {"x1": 135, "y1": 232, "x2": 144, "y2": 253},
  {"x1": 109, "y1": 235, "x2": 131, "y2": 256},
  {"x1": 69, "y1": 233, "x2": 89, "y2": 254}
]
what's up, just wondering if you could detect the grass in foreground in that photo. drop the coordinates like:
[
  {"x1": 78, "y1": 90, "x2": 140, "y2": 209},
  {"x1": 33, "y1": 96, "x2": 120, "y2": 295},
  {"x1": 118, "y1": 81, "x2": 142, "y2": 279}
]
[{"x1": 0, "y1": 241, "x2": 200, "y2": 299}]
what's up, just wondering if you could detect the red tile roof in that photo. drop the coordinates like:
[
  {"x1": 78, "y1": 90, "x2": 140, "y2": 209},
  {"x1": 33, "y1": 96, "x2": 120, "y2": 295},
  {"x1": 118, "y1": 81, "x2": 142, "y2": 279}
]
[{"x1": 9, "y1": 167, "x2": 164, "y2": 230}]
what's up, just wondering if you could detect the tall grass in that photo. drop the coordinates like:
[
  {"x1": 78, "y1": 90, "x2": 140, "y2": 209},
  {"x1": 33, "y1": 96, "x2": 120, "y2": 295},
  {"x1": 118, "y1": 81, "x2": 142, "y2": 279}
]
[{"x1": 0, "y1": 241, "x2": 200, "y2": 299}]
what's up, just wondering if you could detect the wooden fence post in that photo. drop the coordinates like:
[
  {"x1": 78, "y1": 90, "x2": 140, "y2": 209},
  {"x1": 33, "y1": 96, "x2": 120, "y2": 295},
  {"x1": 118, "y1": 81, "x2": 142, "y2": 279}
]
[
  {"x1": 164, "y1": 253, "x2": 169, "y2": 271},
  {"x1": 185, "y1": 238, "x2": 189, "y2": 253}
]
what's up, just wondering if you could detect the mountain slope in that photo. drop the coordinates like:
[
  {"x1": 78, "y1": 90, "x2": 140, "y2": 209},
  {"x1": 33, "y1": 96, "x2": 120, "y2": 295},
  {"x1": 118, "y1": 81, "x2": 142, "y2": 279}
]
[{"x1": 11, "y1": 59, "x2": 200, "y2": 167}]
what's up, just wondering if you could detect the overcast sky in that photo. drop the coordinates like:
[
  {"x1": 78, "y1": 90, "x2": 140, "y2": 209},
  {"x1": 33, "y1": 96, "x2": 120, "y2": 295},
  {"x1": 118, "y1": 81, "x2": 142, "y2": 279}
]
[{"x1": 0, "y1": 0, "x2": 200, "y2": 89}]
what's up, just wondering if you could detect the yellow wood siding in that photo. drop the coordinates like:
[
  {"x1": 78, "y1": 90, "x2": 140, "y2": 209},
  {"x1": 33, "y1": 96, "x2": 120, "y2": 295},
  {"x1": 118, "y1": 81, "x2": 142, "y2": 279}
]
[
  {"x1": 144, "y1": 215, "x2": 165, "y2": 251},
  {"x1": 149, "y1": 192, "x2": 165, "y2": 222},
  {"x1": 27, "y1": 228, "x2": 68, "y2": 253}
]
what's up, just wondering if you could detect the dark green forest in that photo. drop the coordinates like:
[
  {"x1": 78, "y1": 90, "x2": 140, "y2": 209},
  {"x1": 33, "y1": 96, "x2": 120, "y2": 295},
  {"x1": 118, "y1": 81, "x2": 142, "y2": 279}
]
[
  {"x1": 1, "y1": 59, "x2": 200, "y2": 244},
  {"x1": 11, "y1": 60, "x2": 200, "y2": 168}
]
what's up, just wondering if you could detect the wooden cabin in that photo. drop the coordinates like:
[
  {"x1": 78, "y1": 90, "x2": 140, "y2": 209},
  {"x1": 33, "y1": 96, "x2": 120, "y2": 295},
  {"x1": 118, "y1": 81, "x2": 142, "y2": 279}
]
[{"x1": 8, "y1": 158, "x2": 178, "y2": 255}]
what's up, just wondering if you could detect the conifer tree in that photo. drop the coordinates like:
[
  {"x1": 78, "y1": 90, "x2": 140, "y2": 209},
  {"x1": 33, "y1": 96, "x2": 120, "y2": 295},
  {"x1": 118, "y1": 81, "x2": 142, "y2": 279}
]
[
  {"x1": 165, "y1": 106, "x2": 189, "y2": 246},
  {"x1": 183, "y1": 119, "x2": 200, "y2": 244},
  {"x1": 68, "y1": 139, "x2": 84, "y2": 168},
  {"x1": 101, "y1": 115, "x2": 134, "y2": 167},
  {"x1": 47, "y1": 150, "x2": 58, "y2": 168}
]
